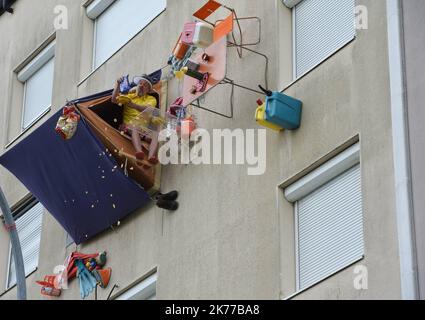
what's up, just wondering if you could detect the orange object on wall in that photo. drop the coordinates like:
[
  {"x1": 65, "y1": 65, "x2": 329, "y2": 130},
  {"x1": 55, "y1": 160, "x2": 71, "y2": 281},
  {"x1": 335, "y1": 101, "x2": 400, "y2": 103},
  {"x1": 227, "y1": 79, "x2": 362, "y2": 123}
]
[
  {"x1": 193, "y1": 0, "x2": 222, "y2": 20},
  {"x1": 213, "y1": 13, "x2": 234, "y2": 42},
  {"x1": 193, "y1": 0, "x2": 234, "y2": 43},
  {"x1": 172, "y1": 33, "x2": 190, "y2": 60}
]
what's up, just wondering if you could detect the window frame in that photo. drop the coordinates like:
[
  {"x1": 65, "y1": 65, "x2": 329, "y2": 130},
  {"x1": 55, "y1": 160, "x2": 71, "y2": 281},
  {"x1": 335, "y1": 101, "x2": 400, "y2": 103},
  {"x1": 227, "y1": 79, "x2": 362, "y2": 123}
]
[
  {"x1": 291, "y1": 0, "x2": 357, "y2": 81},
  {"x1": 87, "y1": 0, "x2": 167, "y2": 71},
  {"x1": 20, "y1": 67, "x2": 53, "y2": 131},
  {"x1": 115, "y1": 272, "x2": 157, "y2": 300},
  {"x1": 285, "y1": 143, "x2": 364, "y2": 293},
  {"x1": 5, "y1": 197, "x2": 43, "y2": 290},
  {"x1": 17, "y1": 41, "x2": 55, "y2": 131}
]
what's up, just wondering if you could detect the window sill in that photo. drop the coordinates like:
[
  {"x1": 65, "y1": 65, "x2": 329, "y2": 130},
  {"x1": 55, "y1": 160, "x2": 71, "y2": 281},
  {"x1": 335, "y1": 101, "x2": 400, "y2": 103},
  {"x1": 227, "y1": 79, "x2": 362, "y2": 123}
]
[
  {"x1": 281, "y1": 256, "x2": 364, "y2": 300},
  {"x1": 110, "y1": 267, "x2": 157, "y2": 300},
  {"x1": 280, "y1": 37, "x2": 356, "y2": 94}
]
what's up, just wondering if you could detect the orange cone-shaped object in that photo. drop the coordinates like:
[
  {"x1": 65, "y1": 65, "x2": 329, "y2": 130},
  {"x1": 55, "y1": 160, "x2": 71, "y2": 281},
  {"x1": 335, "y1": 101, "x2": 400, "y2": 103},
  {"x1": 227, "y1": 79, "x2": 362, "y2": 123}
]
[{"x1": 93, "y1": 268, "x2": 112, "y2": 288}]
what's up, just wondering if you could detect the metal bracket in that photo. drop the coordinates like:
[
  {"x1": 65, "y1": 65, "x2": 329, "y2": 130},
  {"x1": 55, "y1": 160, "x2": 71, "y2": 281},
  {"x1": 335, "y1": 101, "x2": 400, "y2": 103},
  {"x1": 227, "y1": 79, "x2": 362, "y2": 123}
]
[{"x1": 222, "y1": 14, "x2": 262, "y2": 58}]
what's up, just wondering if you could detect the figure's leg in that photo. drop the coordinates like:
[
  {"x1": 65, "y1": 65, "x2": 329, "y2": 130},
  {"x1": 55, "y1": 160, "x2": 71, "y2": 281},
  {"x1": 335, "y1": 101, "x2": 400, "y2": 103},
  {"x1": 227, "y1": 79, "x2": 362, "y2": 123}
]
[
  {"x1": 131, "y1": 129, "x2": 145, "y2": 160},
  {"x1": 148, "y1": 131, "x2": 159, "y2": 164}
]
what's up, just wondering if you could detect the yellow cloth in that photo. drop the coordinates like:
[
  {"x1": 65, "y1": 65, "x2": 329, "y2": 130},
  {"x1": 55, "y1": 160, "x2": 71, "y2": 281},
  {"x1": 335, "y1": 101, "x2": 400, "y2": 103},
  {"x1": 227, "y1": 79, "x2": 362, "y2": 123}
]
[{"x1": 118, "y1": 93, "x2": 158, "y2": 127}]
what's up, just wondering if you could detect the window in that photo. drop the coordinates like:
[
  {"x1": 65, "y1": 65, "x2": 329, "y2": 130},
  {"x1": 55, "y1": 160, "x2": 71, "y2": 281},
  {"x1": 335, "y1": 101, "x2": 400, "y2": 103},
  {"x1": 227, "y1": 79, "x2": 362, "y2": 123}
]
[
  {"x1": 17, "y1": 41, "x2": 55, "y2": 130},
  {"x1": 116, "y1": 272, "x2": 157, "y2": 300},
  {"x1": 6, "y1": 200, "x2": 44, "y2": 289},
  {"x1": 87, "y1": 0, "x2": 166, "y2": 69},
  {"x1": 285, "y1": 143, "x2": 364, "y2": 291},
  {"x1": 293, "y1": 0, "x2": 356, "y2": 78}
]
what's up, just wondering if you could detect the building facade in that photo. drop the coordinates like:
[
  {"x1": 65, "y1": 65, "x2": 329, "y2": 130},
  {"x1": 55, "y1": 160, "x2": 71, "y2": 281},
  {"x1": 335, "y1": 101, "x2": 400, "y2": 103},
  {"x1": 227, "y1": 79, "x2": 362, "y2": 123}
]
[{"x1": 0, "y1": 0, "x2": 423, "y2": 300}]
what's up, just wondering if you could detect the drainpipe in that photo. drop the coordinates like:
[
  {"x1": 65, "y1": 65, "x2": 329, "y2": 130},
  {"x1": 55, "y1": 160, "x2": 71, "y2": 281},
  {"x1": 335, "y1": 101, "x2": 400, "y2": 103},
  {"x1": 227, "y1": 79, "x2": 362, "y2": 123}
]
[
  {"x1": 0, "y1": 187, "x2": 26, "y2": 300},
  {"x1": 386, "y1": 0, "x2": 418, "y2": 300}
]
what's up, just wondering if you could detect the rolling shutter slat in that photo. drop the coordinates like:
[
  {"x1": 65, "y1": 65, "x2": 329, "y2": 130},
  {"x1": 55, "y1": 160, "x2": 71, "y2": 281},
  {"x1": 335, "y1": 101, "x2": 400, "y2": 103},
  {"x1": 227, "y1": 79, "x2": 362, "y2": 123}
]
[
  {"x1": 297, "y1": 165, "x2": 364, "y2": 290},
  {"x1": 8, "y1": 203, "x2": 43, "y2": 288},
  {"x1": 93, "y1": 0, "x2": 166, "y2": 68},
  {"x1": 295, "y1": 0, "x2": 356, "y2": 78}
]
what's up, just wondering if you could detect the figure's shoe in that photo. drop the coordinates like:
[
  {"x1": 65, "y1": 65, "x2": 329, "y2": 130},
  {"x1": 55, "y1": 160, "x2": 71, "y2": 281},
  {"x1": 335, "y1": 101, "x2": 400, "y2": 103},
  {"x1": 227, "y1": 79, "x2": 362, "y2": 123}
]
[
  {"x1": 157, "y1": 191, "x2": 179, "y2": 201},
  {"x1": 135, "y1": 151, "x2": 146, "y2": 160},
  {"x1": 156, "y1": 199, "x2": 179, "y2": 211},
  {"x1": 148, "y1": 155, "x2": 159, "y2": 165}
]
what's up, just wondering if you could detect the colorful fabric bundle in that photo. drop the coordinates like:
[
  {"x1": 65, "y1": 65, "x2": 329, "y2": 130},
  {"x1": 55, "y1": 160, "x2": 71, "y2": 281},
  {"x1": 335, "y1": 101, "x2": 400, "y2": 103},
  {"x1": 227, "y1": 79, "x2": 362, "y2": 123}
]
[{"x1": 36, "y1": 251, "x2": 110, "y2": 299}]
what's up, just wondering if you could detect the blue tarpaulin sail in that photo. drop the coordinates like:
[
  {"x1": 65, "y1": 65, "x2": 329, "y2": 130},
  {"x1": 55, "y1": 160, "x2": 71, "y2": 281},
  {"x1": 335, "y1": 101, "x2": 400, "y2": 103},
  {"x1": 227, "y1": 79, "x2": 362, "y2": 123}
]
[{"x1": 0, "y1": 109, "x2": 151, "y2": 244}]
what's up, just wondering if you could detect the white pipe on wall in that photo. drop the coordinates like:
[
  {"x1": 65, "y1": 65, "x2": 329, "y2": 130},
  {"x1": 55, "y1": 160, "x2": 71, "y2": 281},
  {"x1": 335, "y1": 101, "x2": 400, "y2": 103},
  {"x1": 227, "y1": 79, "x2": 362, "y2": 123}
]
[{"x1": 386, "y1": 0, "x2": 418, "y2": 300}]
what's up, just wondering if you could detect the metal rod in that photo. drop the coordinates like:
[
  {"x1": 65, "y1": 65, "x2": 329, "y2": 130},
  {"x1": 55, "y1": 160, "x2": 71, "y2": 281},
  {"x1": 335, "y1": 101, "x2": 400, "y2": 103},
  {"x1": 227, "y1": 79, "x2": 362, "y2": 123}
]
[
  {"x1": 226, "y1": 43, "x2": 269, "y2": 89},
  {"x1": 107, "y1": 284, "x2": 119, "y2": 300},
  {"x1": 191, "y1": 101, "x2": 233, "y2": 119},
  {"x1": 0, "y1": 187, "x2": 26, "y2": 300},
  {"x1": 223, "y1": 78, "x2": 264, "y2": 95},
  {"x1": 214, "y1": 16, "x2": 262, "y2": 49},
  {"x1": 231, "y1": 17, "x2": 262, "y2": 47},
  {"x1": 190, "y1": 80, "x2": 235, "y2": 119}
]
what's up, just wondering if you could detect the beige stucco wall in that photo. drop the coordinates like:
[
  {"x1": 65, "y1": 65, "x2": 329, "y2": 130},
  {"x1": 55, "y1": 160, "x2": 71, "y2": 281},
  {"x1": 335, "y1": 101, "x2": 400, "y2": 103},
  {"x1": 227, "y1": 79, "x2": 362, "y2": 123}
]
[{"x1": 0, "y1": 0, "x2": 402, "y2": 300}]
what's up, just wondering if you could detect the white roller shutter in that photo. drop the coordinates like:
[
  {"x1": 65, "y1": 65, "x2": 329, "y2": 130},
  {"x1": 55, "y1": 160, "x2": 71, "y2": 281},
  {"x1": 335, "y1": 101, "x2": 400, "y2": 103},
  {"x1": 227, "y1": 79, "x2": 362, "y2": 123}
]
[
  {"x1": 22, "y1": 58, "x2": 55, "y2": 129},
  {"x1": 92, "y1": 0, "x2": 166, "y2": 69},
  {"x1": 7, "y1": 202, "x2": 44, "y2": 288},
  {"x1": 296, "y1": 164, "x2": 364, "y2": 290},
  {"x1": 294, "y1": 0, "x2": 356, "y2": 78}
]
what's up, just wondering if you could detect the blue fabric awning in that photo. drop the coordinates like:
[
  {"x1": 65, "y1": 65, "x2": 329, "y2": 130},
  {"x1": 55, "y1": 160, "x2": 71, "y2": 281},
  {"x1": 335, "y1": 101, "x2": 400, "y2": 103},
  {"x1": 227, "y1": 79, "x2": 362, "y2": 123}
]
[{"x1": 0, "y1": 109, "x2": 151, "y2": 244}]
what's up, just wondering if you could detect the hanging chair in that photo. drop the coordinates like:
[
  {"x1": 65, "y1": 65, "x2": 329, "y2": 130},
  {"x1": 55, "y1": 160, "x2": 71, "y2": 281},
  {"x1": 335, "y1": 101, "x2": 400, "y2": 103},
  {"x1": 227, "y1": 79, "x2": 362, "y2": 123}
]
[{"x1": 74, "y1": 82, "x2": 166, "y2": 193}]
